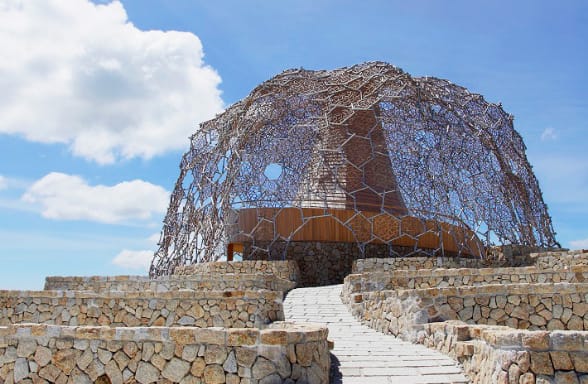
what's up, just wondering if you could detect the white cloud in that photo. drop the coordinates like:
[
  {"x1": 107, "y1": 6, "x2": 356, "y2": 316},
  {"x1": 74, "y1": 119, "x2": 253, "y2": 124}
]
[
  {"x1": 112, "y1": 232, "x2": 161, "y2": 270},
  {"x1": 569, "y1": 238, "x2": 588, "y2": 250},
  {"x1": 540, "y1": 127, "x2": 558, "y2": 141},
  {"x1": 112, "y1": 249, "x2": 152, "y2": 270},
  {"x1": 0, "y1": 0, "x2": 223, "y2": 164},
  {"x1": 22, "y1": 172, "x2": 169, "y2": 224},
  {"x1": 0, "y1": 175, "x2": 6, "y2": 190}
]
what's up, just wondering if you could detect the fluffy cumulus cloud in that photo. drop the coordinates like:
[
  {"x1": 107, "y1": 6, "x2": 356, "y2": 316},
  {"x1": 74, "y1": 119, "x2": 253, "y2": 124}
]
[
  {"x1": 0, "y1": 0, "x2": 223, "y2": 164},
  {"x1": 112, "y1": 249, "x2": 153, "y2": 270},
  {"x1": 112, "y1": 233, "x2": 161, "y2": 270},
  {"x1": 570, "y1": 238, "x2": 588, "y2": 250},
  {"x1": 22, "y1": 172, "x2": 169, "y2": 223}
]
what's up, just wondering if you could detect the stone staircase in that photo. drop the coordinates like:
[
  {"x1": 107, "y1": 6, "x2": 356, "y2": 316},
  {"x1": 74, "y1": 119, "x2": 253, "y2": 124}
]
[{"x1": 284, "y1": 284, "x2": 469, "y2": 384}]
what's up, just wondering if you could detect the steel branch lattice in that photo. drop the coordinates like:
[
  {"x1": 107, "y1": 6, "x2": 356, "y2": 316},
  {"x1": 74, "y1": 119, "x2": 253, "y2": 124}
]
[{"x1": 150, "y1": 62, "x2": 558, "y2": 277}]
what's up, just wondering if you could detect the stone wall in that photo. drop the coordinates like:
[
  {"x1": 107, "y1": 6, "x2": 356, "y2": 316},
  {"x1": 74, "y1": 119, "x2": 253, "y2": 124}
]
[
  {"x1": 343, "y1": 250, "x2": 588, "y2": 383},
  {"x1": 352, "y1": 255, "x2": 535, "y2": 274},
  {"x1": 419, "y1": 320, "x2": 588, "y2": 384},
  {"x1": 44, "y1": 274, "x2": 296, "y2": 294},
  {"x1": 350, "y1": 249, "x2": 580, "y2": 275},
  {"x1": 532, "y1": 249, "x2": 588, "y2": 270},
  {"x1": 0, "y1": 322, "x2": 330, "y2": 384},
  {"x1": 170, "y1": 244, "x2": 560, "y2": 287},
  {"x1": 347, "y1": 283, "x2": 588, "y2": 340},
  {"x1": 242, "y1": 242, "x2": 441, "y2": 286},
  {"x1": 174, "y1": 260, "x2": 300, "y2": 284},
  {"x1": 0, "y1": 290, "x2": 283, "y2": 329},
  {"x1": 342, "y1": 266, "x2": 588, "y2": 299},
  {"x1": 243, "y1": 242, "x2": 383, "y2": 287},
  {"x1": 170, "y1": 244, "x2": 565, "y2": 288}
]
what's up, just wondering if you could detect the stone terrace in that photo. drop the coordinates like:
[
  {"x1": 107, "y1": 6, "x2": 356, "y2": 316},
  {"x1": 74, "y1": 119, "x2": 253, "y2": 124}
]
[
  {"x1": 0, "y1": 260, "x2": 330, "y2": 384},
  {"x1": 344, "y1": 250, "x2": 588, "y2": 383},
  {"x1": 3, "y1": 251, "x2": 588, "y2": 383}
]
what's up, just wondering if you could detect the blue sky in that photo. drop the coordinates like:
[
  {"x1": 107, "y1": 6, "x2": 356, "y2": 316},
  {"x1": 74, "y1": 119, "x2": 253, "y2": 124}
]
[{"x1": 0, "y1": 0, "x2": 586, "y2": 289}]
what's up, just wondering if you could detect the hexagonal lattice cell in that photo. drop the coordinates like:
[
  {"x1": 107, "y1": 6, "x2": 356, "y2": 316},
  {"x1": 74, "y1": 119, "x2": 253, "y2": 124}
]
[{"x1": 150, "y1": 62, "x2": 558, "y2": 280}]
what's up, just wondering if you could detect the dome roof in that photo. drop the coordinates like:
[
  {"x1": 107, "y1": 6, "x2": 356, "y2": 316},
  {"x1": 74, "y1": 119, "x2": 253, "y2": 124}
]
[{"x1": 150, "y1": 62, "x2": 557, "y2": 276}]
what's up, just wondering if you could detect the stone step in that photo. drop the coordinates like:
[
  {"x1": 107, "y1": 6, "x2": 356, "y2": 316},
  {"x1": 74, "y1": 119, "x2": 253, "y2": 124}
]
[{"x1": 283, "y1": 284, "x2": 470, "y2": 384}]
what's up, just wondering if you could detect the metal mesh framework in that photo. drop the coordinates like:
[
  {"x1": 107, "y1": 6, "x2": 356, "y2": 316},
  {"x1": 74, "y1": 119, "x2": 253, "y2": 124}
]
[{"x1": 150, "y1": 62, "x2": 557, "y2": 277}]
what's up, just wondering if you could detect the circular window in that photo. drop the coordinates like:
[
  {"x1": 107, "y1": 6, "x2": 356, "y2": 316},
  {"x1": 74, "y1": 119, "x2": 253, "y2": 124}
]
[{"x1": 264, "y1": 163, "x2": 283, "y2": 180}]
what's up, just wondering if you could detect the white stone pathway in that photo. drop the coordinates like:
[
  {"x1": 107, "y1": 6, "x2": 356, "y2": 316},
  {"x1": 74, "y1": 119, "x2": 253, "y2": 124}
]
[{"x1": 283, "y1": 285, "x2": 470, "y2": 384}]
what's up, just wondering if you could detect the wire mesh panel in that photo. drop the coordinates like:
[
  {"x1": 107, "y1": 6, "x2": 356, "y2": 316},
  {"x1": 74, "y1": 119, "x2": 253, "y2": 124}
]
[{"x1": 150, "y1": 62, "x2": 558, "y2": 277}]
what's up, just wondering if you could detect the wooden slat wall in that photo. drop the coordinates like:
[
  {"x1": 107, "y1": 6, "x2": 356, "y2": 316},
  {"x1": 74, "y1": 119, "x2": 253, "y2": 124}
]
[{"x1": 230, "y1": 208, "x2": 482, "y2": 256}]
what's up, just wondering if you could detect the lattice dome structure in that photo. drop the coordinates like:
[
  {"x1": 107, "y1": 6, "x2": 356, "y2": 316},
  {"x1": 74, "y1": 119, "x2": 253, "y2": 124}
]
[{"x1": 150, "y1": 62, "x2": 558, "y2": 277}]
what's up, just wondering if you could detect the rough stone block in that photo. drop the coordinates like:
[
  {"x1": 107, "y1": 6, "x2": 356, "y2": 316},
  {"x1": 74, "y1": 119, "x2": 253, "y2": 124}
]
[
  {"x1": 571, "y1": 352, "x2": 588, "y2": 373},
  {"x1": 162, "y1": 358, "x2": 190, "y2": 382},
  {"x1": 235, "y1": 347, "x2": 257, "y2": 368},
  {"x1": 522, "y1": 332, "x2": 550, "y2": 351},
  {"x1": 260, "y1": 330, "x2": 288, "y2": 345},
  {"x1": 252, "y1": 357, "x2": 276, "y2": 379},
  {"x1": 555, "y1": 371, "x2": 580, "y2": 384},
  {"x1": 227, "y1": 329, "x2": 257, "y2": 346},
  {"x1": 204, "y1": 345, "x2": 228, "y2": 365},
  {"x1": 530, "y1": 352, "x2": 554, "y2": 375},
  {"x1": 52, "y1": 348, "x2": 78, "y2": 374},
  {"x1": 223, "y1": 350, "x2": 237, "y2": 374},
  {"x1": 550, "y1": 351, "x2": 574, "y2": 370},
  {"x1": 136, "y1": 361, "x2": 160, "y2": 384},
  {"x1": 190, "y1": 358, "x2": 205, "y2": 377}
]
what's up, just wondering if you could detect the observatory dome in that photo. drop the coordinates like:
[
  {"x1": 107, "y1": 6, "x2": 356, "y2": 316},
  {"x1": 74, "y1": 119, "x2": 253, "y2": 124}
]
[{"x1": 150, "y1": 62, "x2": 557, "y2": 282}]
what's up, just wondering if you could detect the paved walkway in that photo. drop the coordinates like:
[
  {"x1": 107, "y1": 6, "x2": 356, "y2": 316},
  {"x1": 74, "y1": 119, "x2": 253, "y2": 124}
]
[{"x1": 283, "y1": 285, "x2": 470, "y2": 384}]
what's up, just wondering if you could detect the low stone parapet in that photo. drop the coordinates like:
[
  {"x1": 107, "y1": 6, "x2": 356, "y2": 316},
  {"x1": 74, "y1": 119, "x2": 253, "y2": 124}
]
[
  {"x1": 342, "y1": 266, "x2": 588, "y2": 299},
  {"x1": 44, "y1": 273, "x2": 296, "y2": 293},
  {"x1": 0, "y1": 289, "x2": 283, "y2": 329},
  {"x1": 532, "y1": 249, "x2": 588, "y2": 270},
  {"x1": 348, "y1": 283, "x2": 588, "y2": 340},
  {"x1": 352, "y1": 250, "x2": 588, "y2": 274},
  {"x1": 0, "y1": 322, "x2": 330, "y2": 384},
  {"x1": 173, "y1": 260, "x2": 300, "y2": 283},
  {"x1": 352, "y1": 255, "x2": 533, "y2": 274},
  {"x1": 419, "y1": 320, "x2": 588, "y2": 384}
]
